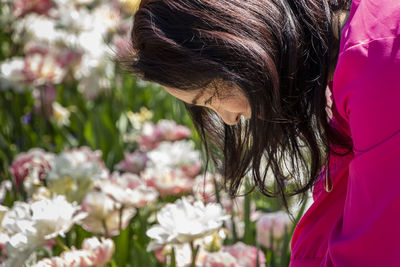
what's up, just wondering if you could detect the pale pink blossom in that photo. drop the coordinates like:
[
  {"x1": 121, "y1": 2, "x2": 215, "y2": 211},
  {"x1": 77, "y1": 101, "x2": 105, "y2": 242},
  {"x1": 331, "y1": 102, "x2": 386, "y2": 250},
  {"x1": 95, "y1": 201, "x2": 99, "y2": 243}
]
[
  {"x1": 137, "y1": 121, "x2": 164, "y2": 150},
  {"x1": 57, "y1": 249, "x2": 93, "y2": 266},
  {"x1": 256, "y1": 211, "x2": 293, "y2": 249},
  {"x1": 222, "y1": 242, "x2": 265, "y2": 267},
  {"x1": 22, "y1": 52, "x2": 67, "y2": 86},
  {"x1": 9, "y1": 148, "x2": 55, "y2": 191},
  {"x1": 24, "y1": 42, "x2": 83, "y2": 73},
  {"x1": 192, "y1": 173, "x2": 222, "y2": 203},
  {"x1": 146, "y1": 140, "x2": 202, "y2": 178},
  {"x1": 33, "y1": 249, "x2": 93, "y2": 266},
  {"x1": 141, "y1": 168, "x2": 194, "y2": 196},
  {"x1": 82, "y1": 237, "x2": 115, "y2": 266},
  {"x1": 33, "y1": 237, "x2": 114, "y2": 267},
  {"x1": 181, "y1": 163, "x2": 202, "y2": 179},
  {"x1": 115, "y1": 151, "x2": 149, "y2": 174},
  {"x1": 80, "y1": 191, "x2": 135, "y2": 236},
  {"x1": 13, "y1": 0, "x2": 53, "y2": 18},
  {"x1": 1, "y1": 44, "x2": 79, "y2": 88},
  {"x1": 156, "y1": 120, "x2": 191, "y2": 141},
  {"x1": 137, "y1": 120, "x2": 192, "y2": 150},
  {"x1": 96, "y1": 172, "x2": 158, "y2": 208},
  {"x1": 33, "y1": 256, "x2": 66, "y2": 266},
  {"x1": 202, "y1": 251, "x2": 238, "y2": 267}
]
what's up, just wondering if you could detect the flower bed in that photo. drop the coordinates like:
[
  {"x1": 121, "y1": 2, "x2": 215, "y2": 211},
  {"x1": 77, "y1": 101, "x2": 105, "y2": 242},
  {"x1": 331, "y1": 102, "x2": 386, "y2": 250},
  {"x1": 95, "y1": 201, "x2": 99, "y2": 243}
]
[{"x1": 0, "y1": 0, "x2": 310, "y2": 266}]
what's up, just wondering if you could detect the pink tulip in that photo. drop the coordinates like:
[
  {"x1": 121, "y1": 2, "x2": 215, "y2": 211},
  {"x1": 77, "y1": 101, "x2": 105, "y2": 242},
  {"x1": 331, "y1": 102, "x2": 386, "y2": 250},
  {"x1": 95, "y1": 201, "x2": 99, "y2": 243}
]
[
  {"x1": 24, "y1": 42, "x2": 83, "y2": 75},
  {"x1": 256, "y1": 211, "x2": 293, "y2": 250},
  {"x1": 157, "y1": 120, "x2": 191, "y2": 141},
  {"x1": 80, "y1": 191, "x2": 136, "y2": 236},
  {"x1": 192, "y1": 173, "x2": 220, "y2": 203},
  {"x1": 82, "y1": 237, "x2": 115, "y2": 267},
  {"x1": 96, "y1": 172, "x2": 158, "y2": 208},
  {"x1": 9, "y1": 148, "x2": 54, "y2": 190},
  {"x1": 138, "y1": 122, "x2": 164, "y2": 151},
  {"x1": 222, "y1": 242, "x2": 266, "y2": 267},
  {"x1": 137, "y1": 120, "x2": 192, "y2": 151},
  {"x1": 142, "y1": 168, "x2": 194, "y2": 196},
  {"x1": 202, "y1": 251, "x2": 238, "y2": 267},
  {"x1": 181, "y1": 162, "x2": 202, "y2": 178},
  {"x1": 22, "y1": 52, "x2": 67, "y2": 86},
  {"x1": 115, "y1": 151, "x2": 149, "y2": 174},
  {"x1": 13, "y1": 0, "x2": 53, "y2": 17},
  {"x1": 33, "y1": 237, "x2": 114, "y2": 267}
]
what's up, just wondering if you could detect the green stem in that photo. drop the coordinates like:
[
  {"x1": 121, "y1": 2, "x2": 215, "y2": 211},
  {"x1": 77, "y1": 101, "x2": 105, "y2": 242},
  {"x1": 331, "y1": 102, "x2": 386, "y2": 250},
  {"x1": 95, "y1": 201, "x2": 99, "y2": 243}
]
[
  {"x1": 102, "y1": 219, "x2": 109, "y2": 237},
  {"x1": 243, "y1": 191, "x2": 251, "y2": 244},
  {"x1": 119, "y1": 206, "x2": 124, "y2": 232},
  {"x1": 170, "y1": 246, "x2": 176, "y2": 267},
  {"x1": 56, "y1": 237, "x2": 69, "y2": 251},
  {"x1": 189, "y1": 241, "x2": 200, "y2": 267}
]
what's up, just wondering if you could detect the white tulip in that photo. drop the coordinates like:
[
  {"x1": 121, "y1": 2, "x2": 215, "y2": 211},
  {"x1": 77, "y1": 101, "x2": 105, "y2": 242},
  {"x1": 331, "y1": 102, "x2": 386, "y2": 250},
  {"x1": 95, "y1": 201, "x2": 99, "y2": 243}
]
[
  {"x1": 146, "y1": 197, "x2": 230, "y2": 251},
  {"x1": 146, "y1": 140, "x2": 201, "y2": 169},
  {"x1": 96, "y1": 172, "x2": 158, "y2": 208},
  {"x1": 30, "y1": 195, "x2": 87, "y2": 240},
  {"x1": 2, "y1": 195, "x2": 86, "y2": 266},
  {"x1": 80, "y1": 191, "x2": 136, "y2": 237},
  {"x1": 46, "y1": 147, "x2": 108, "y2": 203}
]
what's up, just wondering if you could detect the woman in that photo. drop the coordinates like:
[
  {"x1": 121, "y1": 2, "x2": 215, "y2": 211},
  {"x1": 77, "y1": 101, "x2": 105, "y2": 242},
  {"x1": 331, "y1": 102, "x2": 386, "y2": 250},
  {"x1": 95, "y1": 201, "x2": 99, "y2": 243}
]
[{"x1": 119, "y1": 0, "x2": 400, "y2": 266}]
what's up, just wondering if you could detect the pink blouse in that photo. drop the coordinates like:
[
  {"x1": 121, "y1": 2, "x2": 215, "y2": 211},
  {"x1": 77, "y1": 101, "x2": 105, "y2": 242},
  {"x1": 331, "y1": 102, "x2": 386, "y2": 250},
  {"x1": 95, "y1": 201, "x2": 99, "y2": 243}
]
[{"x1": 289, "y1": 0, "x2": 400, "y2": 266}]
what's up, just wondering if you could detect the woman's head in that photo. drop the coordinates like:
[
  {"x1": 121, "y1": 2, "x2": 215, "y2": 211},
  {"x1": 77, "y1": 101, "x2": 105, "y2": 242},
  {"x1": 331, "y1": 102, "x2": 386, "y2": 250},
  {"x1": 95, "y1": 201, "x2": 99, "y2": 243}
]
[{"x1": 119, "y1": 0, "x2": 352, "y2": 215}]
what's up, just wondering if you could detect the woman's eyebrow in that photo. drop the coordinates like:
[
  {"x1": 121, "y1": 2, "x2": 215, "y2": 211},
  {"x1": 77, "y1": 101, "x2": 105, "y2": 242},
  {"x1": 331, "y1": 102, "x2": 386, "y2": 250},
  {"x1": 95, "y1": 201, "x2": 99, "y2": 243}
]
[{"x1": 191, "y1": 90, "x2": 205, "y2": 105}]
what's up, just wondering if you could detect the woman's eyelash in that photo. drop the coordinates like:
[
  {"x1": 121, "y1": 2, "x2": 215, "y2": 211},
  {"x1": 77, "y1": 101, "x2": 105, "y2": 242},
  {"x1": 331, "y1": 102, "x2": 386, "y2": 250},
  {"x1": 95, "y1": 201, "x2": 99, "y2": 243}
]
[{"x1": 203, "y1": 97, "x2": 213, "y2": 105}]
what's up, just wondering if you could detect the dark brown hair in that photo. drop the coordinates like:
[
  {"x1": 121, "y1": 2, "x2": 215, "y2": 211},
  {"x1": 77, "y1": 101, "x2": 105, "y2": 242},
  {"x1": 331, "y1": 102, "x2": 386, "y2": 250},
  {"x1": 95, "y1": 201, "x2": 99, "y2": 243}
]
[{"x1": 118, "y1": 0, "x2": 353, "y2": 216}]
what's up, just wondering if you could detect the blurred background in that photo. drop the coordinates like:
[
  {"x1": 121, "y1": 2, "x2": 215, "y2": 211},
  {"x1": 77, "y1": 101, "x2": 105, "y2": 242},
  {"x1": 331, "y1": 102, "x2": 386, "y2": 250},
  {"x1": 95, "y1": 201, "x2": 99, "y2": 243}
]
[{"x1": 0, "y1": 0, "x2": 313, "y2": 266}]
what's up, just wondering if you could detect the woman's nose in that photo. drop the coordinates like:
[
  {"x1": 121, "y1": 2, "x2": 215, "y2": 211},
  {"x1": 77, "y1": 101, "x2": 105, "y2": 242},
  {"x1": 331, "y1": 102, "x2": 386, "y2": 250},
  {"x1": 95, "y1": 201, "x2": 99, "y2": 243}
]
[{"x1": 217, "y1": 110, "x2": 240, "y2": 126}]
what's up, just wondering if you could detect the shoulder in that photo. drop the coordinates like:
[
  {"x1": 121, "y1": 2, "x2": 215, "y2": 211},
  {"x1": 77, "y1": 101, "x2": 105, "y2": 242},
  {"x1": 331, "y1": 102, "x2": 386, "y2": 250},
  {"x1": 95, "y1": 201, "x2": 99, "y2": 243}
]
[
  {"x1": 339, "y1": 0, "x2": 400, "y2": 53},
  {"x1": 332, "y1": 0, "x2": 400, "y2": 153}
]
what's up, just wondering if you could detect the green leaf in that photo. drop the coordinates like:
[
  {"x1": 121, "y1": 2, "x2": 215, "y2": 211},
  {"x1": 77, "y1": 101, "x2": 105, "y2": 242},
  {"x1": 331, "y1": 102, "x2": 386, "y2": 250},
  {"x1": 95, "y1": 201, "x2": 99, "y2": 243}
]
[
  {"x1": 84, "y1": 121, "x2": 95, "y2": 148},
  {"x1": 130, "y1": 241, "x2": 158, "y2": 267},
  {"x1": 114, "y1": 224, "x2": 130, "y2": 267},
  {"x1": 243, "y1": 191, "x2": 252, "y2": 244},
  {"x1": 170, "y1": 246, "x2": 176, "y2": 267},
  {"x1": 279, "y1": 225, "x2": 291, "y2": 267}
]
